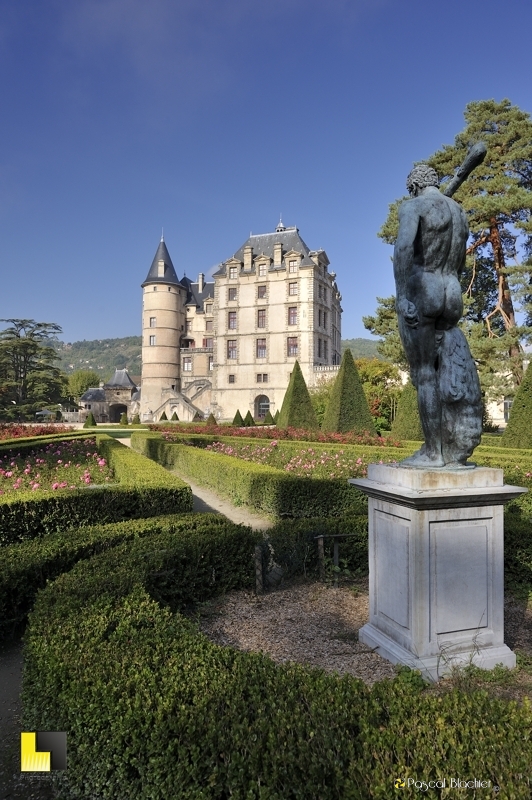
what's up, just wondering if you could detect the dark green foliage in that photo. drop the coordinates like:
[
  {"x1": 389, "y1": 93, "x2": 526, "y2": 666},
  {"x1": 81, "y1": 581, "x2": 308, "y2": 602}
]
[
  {"x1": 502, "y1": 363, "x2": 532, "y2": 447},
  {"x1": 391, "y1": 381, "x2": 424, "y2": 440},
  {"x1": 274, "y1": 409, "x2": 280, "y2": 423},
  {"x1": 278, "y1": 360, "x2": 319, "y2": 430},
  {"x1": 132, "y1": 414, "x2": 141, "y2": 424},
  {"x1": 206, "y1": 412, "x2": 217, "y2": 425},
  {"x1": 193, "y1": 411, "x2": 202, "y2": 421},
  {"x1": 119, "y1": 412, "x2": 128, "y2": 425},
  {"x1": 232, "y1": 409, "x2": 244, "y2": 426},
  {"x1": 243, "y1": 410, "x2": 254, "y2": 427},
  {"x1": 170, "y1": 411, "x2": 178, "y2": 421},
  {"x1": 0, "y1": 435, "x2": 192, "y2": 545},
  {"x1": 159, "y1": 411, "x2": 168, "y2": 421},
  {"x1": 322, "y1": 350, "x2": 376, "y2": 435},
  {"x1": 263, "y1": 409, "x2": 275, "y2": 425},
  {"x1": 83, "y1": 411, "x2": 97, "y2": 428}
]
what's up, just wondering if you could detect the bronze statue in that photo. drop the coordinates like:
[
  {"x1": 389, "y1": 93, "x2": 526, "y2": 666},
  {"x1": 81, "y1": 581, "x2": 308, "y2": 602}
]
[{"x1": 394, "y1": 144, "x2": 486, "y2": 467}]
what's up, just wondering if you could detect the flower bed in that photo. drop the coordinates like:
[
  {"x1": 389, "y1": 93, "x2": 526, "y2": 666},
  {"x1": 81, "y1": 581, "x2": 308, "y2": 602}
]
[
  {"x1": 0, "y1": 422, "x2": 73, "y2": 441},
  {"x1": 155, "y1": 423, "x2": 401, "y2": 447},
  {"x1": 0, "y1": 438, "x2": 113, "y2": 494}
]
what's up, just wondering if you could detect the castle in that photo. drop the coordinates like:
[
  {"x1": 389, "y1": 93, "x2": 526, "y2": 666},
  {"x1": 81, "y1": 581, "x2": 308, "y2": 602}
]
[{"x1": 136, "y1": 222, "x2": 342, "y2": 422}]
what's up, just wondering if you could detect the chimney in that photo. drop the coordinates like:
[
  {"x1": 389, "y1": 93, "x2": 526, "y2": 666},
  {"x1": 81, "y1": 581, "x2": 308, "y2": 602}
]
[
  {"x1": 198, "y1": 273, "x2": 205, "y2": 293},
  {"x1": 244, "y1": 245, "x2": 253, "y2": 270},
  {"x1": 273, "y1": 241, "x2": 283, "y2": 267}
]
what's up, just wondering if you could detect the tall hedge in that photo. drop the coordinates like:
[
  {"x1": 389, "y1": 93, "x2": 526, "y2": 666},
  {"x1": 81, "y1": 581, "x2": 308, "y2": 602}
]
[
  {"x1": 278, "y1": 361, "x2": 319, "y2": 430},
  {"x1": 321, "y1": 349, "x2": 375, "y2": 434},
  {"x1": 391, "y1": 380, "x2": 423, "y2": 441},
  {"x1": 502, "y1": 362, "x2": 532, "y2": 448}
]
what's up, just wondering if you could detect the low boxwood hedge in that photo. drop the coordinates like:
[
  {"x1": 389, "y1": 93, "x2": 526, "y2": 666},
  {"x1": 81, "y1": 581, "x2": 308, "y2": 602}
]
[
  {"x1": 0, "y1": 435, "x2": 193, "y2": 546},
  {"x1": 23, "y1": 511, "x2": 532, "y2": 798},
  {"x1": 131, "y1": 432, "x2": 369, "y2": 518}
]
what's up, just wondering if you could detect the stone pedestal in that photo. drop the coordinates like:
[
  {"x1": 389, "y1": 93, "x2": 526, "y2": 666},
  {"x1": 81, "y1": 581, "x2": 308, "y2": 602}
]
[{"x1": 350, "y1": 465, "x2": 527, "y2": 681}]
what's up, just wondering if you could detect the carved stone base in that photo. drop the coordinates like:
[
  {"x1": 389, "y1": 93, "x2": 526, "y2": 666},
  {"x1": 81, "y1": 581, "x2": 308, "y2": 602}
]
[{"x1": 350, "y1": 464, "x2": 527, "y2": 682}]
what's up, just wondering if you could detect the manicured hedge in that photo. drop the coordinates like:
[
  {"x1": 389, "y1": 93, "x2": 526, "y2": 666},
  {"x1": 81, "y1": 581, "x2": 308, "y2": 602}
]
[
  {"x1": 0, "y1": 512, "x2": 226, "y2": 636},
  {"x1": 0, "y1": 435, "x2": 192, "y2": 545},
  {"x1": 23, "y1": 510, "x2": 532, "y2": 798},
  {"x1": 131, "y1": 432, "x2": 368, "y2": 518}
]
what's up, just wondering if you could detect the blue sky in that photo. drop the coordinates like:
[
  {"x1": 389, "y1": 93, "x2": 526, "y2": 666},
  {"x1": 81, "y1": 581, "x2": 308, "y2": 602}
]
[{"x1": 1, "y1": 0, "x2": 531, "y2": 344}]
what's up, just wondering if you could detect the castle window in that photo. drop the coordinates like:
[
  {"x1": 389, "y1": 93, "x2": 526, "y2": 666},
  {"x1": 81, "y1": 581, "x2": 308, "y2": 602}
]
[
  {"x1": 288, "y1": 282, "x2": 298, "y2": 296},
  {"x1": 153, "y1": 286, "x2": 157, "y2": 291},
  {"x1": 258, "y1": 285, "x2": 266, "y2": 299},
  {"x1": 318, "y1": 309, "x2": 322, "y2": 327},
  {"x1": 168, "y1": 287, "x2": 171, "y2": 292},
  {"x1": 289, "y1": 260, "x2": 298, "y2": 273},
  {"x1": 318, "y1": 338, "x2": 322, "y2": 358},
  {"x1": 258, "y1": 263, "x2": 267, "y2": 277},
  {"x1": 324, "y1": 340, "x2": 328, "y2": 361},
  {"x1": 287, "y1": 336, "x2": 298, "y2": 356},
  {"x1": 323, "y1": 288, "x2": 327, "y2": 302},
  {"x1": 318, "y1": 285, "x2": 322, "y2": 299},
  {"x1": 203, "y1": 338, "x2": 214, "y2": 348},
  {"x1": 183, "y1": 357, "x2": 192, "y2": 371},
  {"x1": 158, "y1": 260, "x2": 165, "y2": 277},
  {"x1": 257, "y1": 309, "x2": 266, "y2": 328},
  {"x1": 257, "y1": 373, "x2": 268, "y2": 383},
  {"x1": 209, "y1": 356, "x2": 214, "y2": 371},
  {"x1": 229, "y1": 266, "x2": 238, "y2": 279},
  {"x1": 149, "y1": 317, "x2": 156, "y2": 328},
  {"x1": 206, "y1": 304, "x2": 212, "y2": 313},
  {"x1": 206, "y1": 319, "x2": 213, "y2": 332},
  {"x1": 229, "y1": 374, "x2": 236, "y2": 384},
  {"x1": 256, "y1": 338, "x2": 266, "y2": 358},
  {"x1": 149, "y1": 335, "x2": 156, "y2": 346},
  {"x1": 228, "y1": 288, "x2": 237, "y2": 301},
  {"x1": 323, "y1": 311, "x2": 328, "y2": 330},
  {"x1": 228, "y1": 311, "x2": 237, "y2": 330},
  {"x1": 227, "y1": 340, "x2": 237, "y2": 359},
  {"x1": 186, "y1": 320, "x2": 192, "y2": 332},
  {"x1": 288, "y1": 307, "x2": 297, "y2": 325}
]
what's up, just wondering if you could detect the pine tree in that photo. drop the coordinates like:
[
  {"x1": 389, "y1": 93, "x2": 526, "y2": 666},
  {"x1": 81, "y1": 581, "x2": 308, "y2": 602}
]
[
  {"x1": 277, "y1": 361, "x2": 319, "y2": 430},
  {"x1": 501, "y1": 362, "x2": 532, "y2": 447},
  {"x1": 391, "y1": 381, "x2": 423, "y2": 441},
  {"x1": 321, "y1": 349, "x2": 376, "y2": 434},
  {"x1": 170, "y1": 411, "x2": 178, "y2": 421},
  {"x1": 83, "y1": 411, "x2": 97, "y2": 428},
  {"x1": 243, "y1": 410, "x2": 254, "y2": 427},
  {"x1": 159, "y1": 411, "x2": 168, "y2": 421},
  {"x1": 232, "y1": 409, "x2": 244, "y2": 426}
]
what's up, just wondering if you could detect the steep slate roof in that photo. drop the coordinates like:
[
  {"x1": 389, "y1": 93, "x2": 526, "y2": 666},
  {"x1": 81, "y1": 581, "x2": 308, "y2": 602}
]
[
  {"x1": 104, "y1": 369, "x2": 137, "y2": 389},
  {"x1": 142, "y1": 238, "x2": 183, "y2": 287},
  {"x1": 180, "y1": 275, "x2": 215, "y2": 307},
  {"x1": 213, "y1": 225, "x2": 317, "y2": 276},
  {"x1": 80, "y1": 388, "x2": 106, "y2": 403}
]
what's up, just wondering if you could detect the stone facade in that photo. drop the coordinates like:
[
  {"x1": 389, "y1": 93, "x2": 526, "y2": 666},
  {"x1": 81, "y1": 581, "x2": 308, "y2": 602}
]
[{"x1": 139, "y1": 223, "x2": 342, "y2": 422}]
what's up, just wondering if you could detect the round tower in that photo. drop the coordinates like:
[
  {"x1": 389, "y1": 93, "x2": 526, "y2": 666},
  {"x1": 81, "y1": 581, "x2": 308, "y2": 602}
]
[{"x1": 140, "y1": 236, "x2": 185, "y2": 420}]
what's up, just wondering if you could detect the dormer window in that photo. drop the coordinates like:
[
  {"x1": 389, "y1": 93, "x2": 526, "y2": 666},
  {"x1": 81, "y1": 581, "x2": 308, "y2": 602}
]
[
  {"x1": 158, "y1": 260, "x2": 165, "y2": 277},
  {"x1": 229, "y1": 266, "x2": 238, "y2": 279},
  {"x1": 258, "y1": 263, "x2": 267, "y2": 277},
  {"x1": 289, "y1": 260, "x2": 298, "y2": 273}
]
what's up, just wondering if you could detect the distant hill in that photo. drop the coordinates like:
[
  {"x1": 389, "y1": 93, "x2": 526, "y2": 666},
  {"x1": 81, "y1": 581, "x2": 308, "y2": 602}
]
[
  {"x1": 53, "y1": 335, "x2": 383, "y2": 379},
  {"x1": 341, "y1": 338, "x2": 382, "y2": 359},
  {"x1": 54, "y1": 336, "x2": 142, "y2": 380}
]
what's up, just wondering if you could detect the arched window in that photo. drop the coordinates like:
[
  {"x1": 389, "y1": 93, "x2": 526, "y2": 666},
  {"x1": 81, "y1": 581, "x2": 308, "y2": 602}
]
[{"x1": 255, "y1": 395, "x2": 270, "y2": 419}]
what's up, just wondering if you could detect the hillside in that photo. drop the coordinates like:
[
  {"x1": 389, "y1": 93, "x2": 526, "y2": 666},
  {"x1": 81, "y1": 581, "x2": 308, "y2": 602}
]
[{"x1": 53, "y1": 335, "x2": 382, "y2": 378}]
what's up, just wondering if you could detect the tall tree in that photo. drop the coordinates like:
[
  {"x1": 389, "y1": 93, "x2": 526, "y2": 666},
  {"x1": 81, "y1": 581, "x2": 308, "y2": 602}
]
[
  {"x1": 374, "y1": 98, "x2": 532, "y2": 390},
  {"x1": 68, "y1": 369, "x2": 101, "y2": 402},
  {"x1": 0, "y1": 319, "x2": 66, "y2": 419}
]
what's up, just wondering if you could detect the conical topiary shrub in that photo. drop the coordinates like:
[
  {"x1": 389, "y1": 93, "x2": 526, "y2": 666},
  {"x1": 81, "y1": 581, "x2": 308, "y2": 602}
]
[
  {"x1": 502, "y1": 362, "x2": 532, "y2": 448},
  {"x1": 159, "y1": 411, "x2": 168, "y2": 421},
  {"x1": 232, "y1": 409, "x2": 244, "y2": 427},
  {"x1": 263, "y1": 410, "x2": 275, "y2": 425},
  {"x1": 170, "y1": 411, "x2": 179, "y2": 421},
  {"x1": 83, "y1": 411, "x2": 97, "y2": 428},
  {"x1": 277, "y1": 361, "x2": 319, "y2": 430},
  {"x1": 132, "y1": 414, "x2": 141, "y2": 424},
  {"x1": 206, "y1": 413, "x2": 217, "y2": 426},
  {"x1": 119, "y1": 412, "x2": 128, "y2": 426},
  {"x1": 321, "y1": 349, "x2": 375, "y2": 434},
  {"x1": 391, "y1": 381, "x2": 423, "y2": 441},
  {"x1": 274, "y1": 409, "x2": 280, "y2": 424},
  {"x1": 243, "y1": 410, "x2": 254, "y2": 427}
]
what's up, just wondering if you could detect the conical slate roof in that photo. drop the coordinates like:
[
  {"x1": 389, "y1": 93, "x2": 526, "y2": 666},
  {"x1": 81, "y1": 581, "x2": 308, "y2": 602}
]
[
  {"x1": 104, "y1": 369, "x2": 137, "y2": 389},
  {"x1": 141, "y1": 238, "x2": 182, "y2": 287}
]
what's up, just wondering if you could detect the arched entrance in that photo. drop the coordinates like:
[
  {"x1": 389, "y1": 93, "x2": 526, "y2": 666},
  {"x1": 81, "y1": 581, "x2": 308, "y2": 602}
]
[
  {"x1": 254, "y1": 395, "x2": 270, "y2": 419},
  {"x1": 109, "y1": 404, "x2": 128, "y2": 423}
]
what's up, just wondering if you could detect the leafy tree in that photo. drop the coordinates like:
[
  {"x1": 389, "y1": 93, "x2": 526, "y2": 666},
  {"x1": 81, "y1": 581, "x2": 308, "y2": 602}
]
[
  {"x1": 501, "y1": 362, "x2": 532, "y2": 447},
  {"x1": 278, "y1": 361, "x2": 319, "y2": 431},
  {"x1": 374, "y1": 98, "x2": 532, "y2": 393},
  {"x1": 83, "y1": 411, "x2": 97, "y2": 428},
  {"x1": 391, "y1": 382, "x2": 423, "y2": 441},
  {"x1": 68, "y1": 370, "x2": 101, "y2": 402},
  {"x1": 362, "y1": 297, "x2": 408, "y2": 368},
  {"x1": 232, "y1": 409, "x2": 244, "y2": 426},
  {"x1": 355, "y1": 357, "x2": 402, "y2": 431},
  {"x1": 308, "y1": 375, "x2": 336, "y2": 427},
  {"x1": 0, "y1": 319, "x2": 66, "y2": 420},
  {"x1": 322, "y1": 350, "x2": 376, "y2": 434}
]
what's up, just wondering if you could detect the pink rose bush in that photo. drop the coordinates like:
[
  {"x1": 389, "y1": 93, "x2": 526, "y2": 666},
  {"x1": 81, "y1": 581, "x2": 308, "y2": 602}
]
[{"x1": 0, "y1": 438, "x2": 113, "y2": 495}]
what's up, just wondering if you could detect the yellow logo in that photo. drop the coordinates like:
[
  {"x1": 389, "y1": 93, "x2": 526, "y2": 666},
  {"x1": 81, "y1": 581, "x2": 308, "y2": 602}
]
[
  {"x1": 395, "y1": 778, "x2": 406, "y2": 788},
  {"x1": 21, "y1": 732, "x2": 67, "y2": 772}
]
